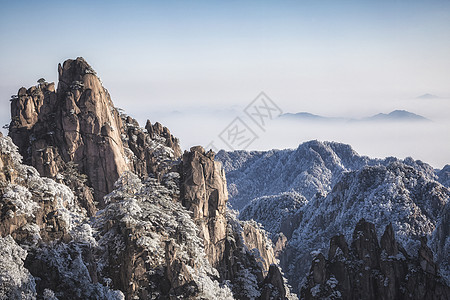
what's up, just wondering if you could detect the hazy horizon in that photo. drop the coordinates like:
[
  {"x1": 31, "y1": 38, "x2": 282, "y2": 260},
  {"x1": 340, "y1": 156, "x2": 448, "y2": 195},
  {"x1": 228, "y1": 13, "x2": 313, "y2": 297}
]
[{"x1": 1, "y1": 0, "x2": 449, "y2": 168}]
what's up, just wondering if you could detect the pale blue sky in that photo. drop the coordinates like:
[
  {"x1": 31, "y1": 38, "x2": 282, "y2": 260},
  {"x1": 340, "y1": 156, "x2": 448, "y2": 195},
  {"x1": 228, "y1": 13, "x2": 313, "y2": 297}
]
[{"x1": 1, "y1": 0, "x2": 449, "y2": 166}]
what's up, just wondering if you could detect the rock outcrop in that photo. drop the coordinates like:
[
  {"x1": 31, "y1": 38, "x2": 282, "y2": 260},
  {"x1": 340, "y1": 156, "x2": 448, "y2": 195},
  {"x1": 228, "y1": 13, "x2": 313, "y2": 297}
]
[
  {"x1": 301, "y1": 219, "x2": 450, "y2": 300},
  {"x1": 241, "y1": 220, "x2": 277, "y2": 273},
  {"x1": 9, "y1": 58, "x2": 128, "y2": 209},
  {"x1": 121, "y1": 115, "x2": 181, "y2": 180},
  {"x1": 0, "y1": 135, "x2": 123, "y2": 299},
  {"x1": 260, "y1": 265, "x2": 287, "y2": 300},
  {"x1": 180, "y1": 146, "x2": 290, "y2": 298},
  {"x1": 8, "y1": 57, "x2": 182, "y2": 213},
  {"x1": 181, "y1": 146, "x2": 228, "y2": 268},
  {"x1": 146, "y1": 120, "x2": 182, "y2": 158}
]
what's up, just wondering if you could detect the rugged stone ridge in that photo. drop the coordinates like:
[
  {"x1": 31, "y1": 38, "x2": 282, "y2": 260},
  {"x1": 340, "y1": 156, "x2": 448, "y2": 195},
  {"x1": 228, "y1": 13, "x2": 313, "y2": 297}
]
[
  {"x1": 180, "y1": 146, "x2": 289, "y2": 298},
  {"x1": 146, "y1": 119, "x2": 182, "y2": 158},
  {"x1": 0, "y1": 134, "x2": 292, "y2": 299},
  {"x1": 221, "y1": 213, "x2": 291, "y2": 299},
  {"x1": 301, "y1": 219, "x2": 450, "y2": 300},
  {"x1": 241, "y1": 220, "x2": 277, "y2": 273}
]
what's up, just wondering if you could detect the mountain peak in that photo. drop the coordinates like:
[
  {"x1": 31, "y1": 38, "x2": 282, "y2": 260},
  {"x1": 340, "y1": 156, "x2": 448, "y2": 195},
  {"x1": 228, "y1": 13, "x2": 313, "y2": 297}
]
[
  {"x1": 417, "y1": 93, "x2": 439, "y2": 99},
  {"x1": 366, "y1": 110, "x2": 429, "y2": 122}
]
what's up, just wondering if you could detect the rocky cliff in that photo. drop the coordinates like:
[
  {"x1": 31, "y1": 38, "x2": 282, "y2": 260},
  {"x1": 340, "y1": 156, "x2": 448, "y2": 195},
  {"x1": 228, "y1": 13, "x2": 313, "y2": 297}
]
[
  {"x1": 301, "y1": 219, "x2": 450, "y2": 299},
  {"x1": 179, "y1": 145, "x2": 287, "y2": 298},
  {"x1": 9, "y1": 58, "x2": 127, "y2": 207},
  {"x1": 181, "y1": 146, "x2": 228, "y2": 268},
  {"x1": 1, "y1": 58, "x2": 292, "y2": 300},
  {"x1": 8, "y1": 58, "x2": 183, "y2": 211}
]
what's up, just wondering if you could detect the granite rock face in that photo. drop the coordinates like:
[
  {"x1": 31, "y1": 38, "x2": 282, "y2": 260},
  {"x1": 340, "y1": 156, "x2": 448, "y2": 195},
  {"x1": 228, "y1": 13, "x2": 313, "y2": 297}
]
[
  {"x1": 9, "y1": 57, "x2": 128, "y2": 210},
  {"x1": 241, "y1": 220, "x2": 277, "y2": 273},
  {"x1": 180, "y1": 146, "x2": 289, "y2": 298},
  {"x1": 8, "y1": 57, "x2": 182, "y2": 212},
  {"x1": 181, "y1": 146, "x2": 228, "y2": 268},
  {"x1": 301, "y1": 219, "x2": 450, "y2": 300}
]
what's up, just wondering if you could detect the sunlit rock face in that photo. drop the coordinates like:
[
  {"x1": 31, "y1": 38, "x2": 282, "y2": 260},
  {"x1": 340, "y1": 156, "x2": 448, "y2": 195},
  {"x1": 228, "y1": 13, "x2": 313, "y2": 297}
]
[
  {"x1": 9, "y1": 57, "x2": 128, "y2": 206},
  {"x1": 181, "y1": 146, "x2": 228, "y2": 268}
]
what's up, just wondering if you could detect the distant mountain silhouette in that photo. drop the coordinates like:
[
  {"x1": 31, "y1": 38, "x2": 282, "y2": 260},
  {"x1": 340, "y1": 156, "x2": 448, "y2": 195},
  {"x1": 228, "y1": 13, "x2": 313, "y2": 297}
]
[
  {"x1": 417, "y1": 93, "x2": 439, "y2": 99},
  {"x1": 279, "y1": 112, "x2": 347, "y2": 122},
  {"x1": 279, "y1": 110, "x2": 429, "y2": 122},
  {"x1": 362, "y1": 110, "x2": 429, "y2": 122}
]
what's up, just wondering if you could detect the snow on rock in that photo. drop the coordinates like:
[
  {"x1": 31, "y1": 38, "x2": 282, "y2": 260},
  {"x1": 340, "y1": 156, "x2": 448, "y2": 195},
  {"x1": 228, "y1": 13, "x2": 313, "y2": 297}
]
[
  {"x1": 93, "y1": 171, "x2": 234, "y2": 299},
  {"x1": 216, "y1": 140, "x2": 374, "y2": 211},
  {"x1": 437, "y1": 165, "x2": 450, "y2": 188},
  {"x1": 0, "y1": 135, "x2": 89, "y2": 246},
  {"x1": 26, "y1": 242, "x2": 124, "y2": 300},
  {"x1": 301, "y1": 219, "x2": 450, "y2": 299},
  {"x1": 240, "y1": 191, "x2": 307, "y2": 239},
  {"x1": 0, "y1": 235, "x2": 36, "y2": 300},
  {"x1": 285, "y1": 161, "x2": 449, "y2": 291}
]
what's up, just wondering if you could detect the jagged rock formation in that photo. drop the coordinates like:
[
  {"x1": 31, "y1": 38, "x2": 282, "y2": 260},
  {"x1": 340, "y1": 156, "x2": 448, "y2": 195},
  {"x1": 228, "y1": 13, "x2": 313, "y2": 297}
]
[
  {"x1": 8, "y1": 58, "x2": 127, "y2": 210},
  {"x1": 8, "y1": 57, "x2": 183, "y2": 214},
  {"x1": 0, "y1": 136, "x2": 77, "y2": 244},
  {"x1": 121, "y1": 115, "x2": 181, "y2": 180},
  {"x1": 301, "y1": 219, "x2": 450, "y2": 299},
  {"x1": 91, "y1": 171, "x2": 234, "y2": 299},
  {"x1": 221, "y1": 213, "x2": 292, "y2": 299},
  {"x1": 0, "y1": 134, "x2": 290, "y2": 299},
  {"x1": 146, "y1": 119, "x2": 182, "y2": 158},
  {"x1": 1, "y1": 58, "x2": 293, "y2": 300},
  {"x1": 261, "y1": 265, "x2": 287, "y2": 300},
  {"x1": 181, "y1": 146, "x2": 228, "y2": 268},
  {"x1": 180, "y1": 145, "x2": 288, "y2": 298}
]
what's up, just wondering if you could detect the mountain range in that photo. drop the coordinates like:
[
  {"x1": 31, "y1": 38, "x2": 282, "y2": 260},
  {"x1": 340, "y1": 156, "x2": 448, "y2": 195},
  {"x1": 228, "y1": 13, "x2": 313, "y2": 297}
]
[
  {"x1": 216, "y1": 141, "x2": 450, "y2": 295},
  {"x1": 0, "y1": 58, "x2": 448, "y2": 299},
  {"x1": 280, "y1": 110, "x2": 430, "y2": 122},
  {"x1": 417, "y1": 94, "x2": 440, "y2": 99}
]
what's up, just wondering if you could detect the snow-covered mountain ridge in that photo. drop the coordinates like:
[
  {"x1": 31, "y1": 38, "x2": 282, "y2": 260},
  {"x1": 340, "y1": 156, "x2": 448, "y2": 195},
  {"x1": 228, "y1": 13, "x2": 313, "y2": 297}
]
[{"x1": 216, "y1": 140, "x2": 449, "y2": 293}]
